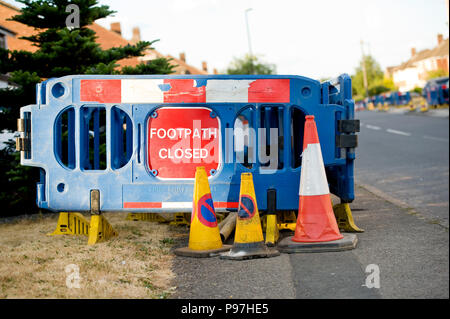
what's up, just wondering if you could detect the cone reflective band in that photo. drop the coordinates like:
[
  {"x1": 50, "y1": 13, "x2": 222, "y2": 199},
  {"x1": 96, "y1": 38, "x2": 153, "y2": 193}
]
[
  {"x1": 278, "y1": 115, "x2": 357, "y2": 253},
  {"x1": 220, "y1": 173, "x2": 279, "y2": 260},
  {"x1": 293, "y1": 115, "x2": 343, "y2": 242},
  {"x1": 174, "y1": 167, "x2": 231, "y2": 257}
]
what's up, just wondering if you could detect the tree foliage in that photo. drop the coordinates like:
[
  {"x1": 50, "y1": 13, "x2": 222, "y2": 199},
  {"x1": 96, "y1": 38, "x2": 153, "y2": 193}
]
[
  {"x1": 351, "y1": 55, "x2": 397, "y2": 99},
  {"x1": 226, "y1": 54, "x2": 276, "y2": 75},
  {"x1": 426, "y1": 69, "x2": 449, "y2": 80},
  {"x1": 0, "y1": 0, "x2": 174, "y2": 216}
]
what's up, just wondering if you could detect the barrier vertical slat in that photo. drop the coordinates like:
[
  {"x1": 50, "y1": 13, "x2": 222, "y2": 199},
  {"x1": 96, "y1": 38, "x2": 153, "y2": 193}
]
[
  {"x1": 93, "y1": 108, "x2": 100, "y2": 170},
  {"x1": 126, "y1": 115, "x2": 133, "y2": 164},
  {"x1": 75, "y1": 106, "x2": 81, "y2": 169},
  {"x1": 283, "y1": 106, "x2": 290, "y2": 168},
  {"x1": 68, "y1": 108, "x2": 75, "y2": 169},
  {"x1": 106, "y1": 107, "x2": 111, "y2": 169}
]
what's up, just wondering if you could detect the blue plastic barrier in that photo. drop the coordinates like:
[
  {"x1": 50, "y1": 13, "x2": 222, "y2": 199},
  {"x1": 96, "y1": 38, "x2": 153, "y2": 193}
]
[
  {"x1": 373, "y1": 95, "x2": 384, "y2": 106},
  {"x1": 18, "y1": 74, "x2": 359, "y2": 213},
  {"x1": 423, "y1": 76, "x2": 449, "y2": 106},
  {"x1": 397, "y1": 92, "x2": 411, "y2": 105}
]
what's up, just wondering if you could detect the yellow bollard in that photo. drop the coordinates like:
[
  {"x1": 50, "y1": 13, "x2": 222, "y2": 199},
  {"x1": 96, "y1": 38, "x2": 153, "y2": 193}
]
[{"x1": 265, "y1": 214, "x2": 279, "y2": 247}]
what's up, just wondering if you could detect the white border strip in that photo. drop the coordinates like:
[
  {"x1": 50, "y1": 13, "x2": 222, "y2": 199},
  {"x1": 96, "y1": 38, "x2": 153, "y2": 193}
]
[
  {"x1": 161, "y1": 202, "x2": 193, "y2": 209},
  {"x1": 122, "y1": 79, "x2": 164, "y2": 103}
]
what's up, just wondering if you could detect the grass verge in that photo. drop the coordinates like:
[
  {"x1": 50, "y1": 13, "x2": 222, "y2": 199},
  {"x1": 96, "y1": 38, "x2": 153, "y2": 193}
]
[{"x1": 0, "y1": 212, "x2": 188, "y2": 298}]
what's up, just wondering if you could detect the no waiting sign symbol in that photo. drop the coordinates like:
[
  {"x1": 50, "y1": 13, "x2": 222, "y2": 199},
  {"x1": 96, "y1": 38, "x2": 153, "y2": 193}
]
[
  {"x1": 238, "y1": 195, "x2": 256, "y2": 220},
  {"x1": 196, "y1": 194, "x2": 218, "y2": 227}
]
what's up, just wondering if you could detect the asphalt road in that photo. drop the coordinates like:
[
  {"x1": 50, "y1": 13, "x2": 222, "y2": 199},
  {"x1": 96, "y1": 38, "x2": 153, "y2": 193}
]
[
  {"x1": 171, "y1": 185, "x2": 449, "y2": 299},
  {"x1": 356, "y1": 110, "x2": 449, "y2": 227},
  {"x1": 170, "y1": 110, "x2": 449, "y2": 300}
]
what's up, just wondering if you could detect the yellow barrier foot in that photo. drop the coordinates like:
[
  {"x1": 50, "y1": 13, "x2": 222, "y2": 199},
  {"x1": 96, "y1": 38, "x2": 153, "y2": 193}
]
[
  {"x1": 88, "y1": 214, "x2": 118, "y2": 245},
  {"x1": 170, "y1": 213, "x2": 191, "y2": 226},
  {"x1": 48, "y1": 212, "x2": 90, "y2": 236},
  {"x1": 333, "y1": 203, "x2": 364, "y2": 232},
  {"x1": 126, "y1": 213, "x2": 167, "y2": 222},
  {"x1": 277, "y1": 211, "x2": 297, "y2": 231},
  {"x1": 264, "y1": 214, "x2": 279, "y2": 247}
]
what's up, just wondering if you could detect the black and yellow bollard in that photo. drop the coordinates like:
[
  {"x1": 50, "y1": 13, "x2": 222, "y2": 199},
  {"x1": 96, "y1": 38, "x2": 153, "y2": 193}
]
[{"x1": 264, "y1": 189, "x2": 279, "y2": 247}]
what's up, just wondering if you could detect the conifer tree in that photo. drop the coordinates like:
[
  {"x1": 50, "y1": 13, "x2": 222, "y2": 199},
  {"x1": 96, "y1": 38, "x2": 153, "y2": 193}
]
[{"x1": 0, "y1": 0, "x2": 174, "y2": 216}]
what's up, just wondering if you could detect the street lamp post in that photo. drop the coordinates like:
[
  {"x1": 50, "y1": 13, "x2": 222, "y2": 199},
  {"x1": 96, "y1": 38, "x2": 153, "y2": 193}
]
[
  {"x1": 360, "y1": 39, "x2": 369, "y2": 98},
  {"x1": 245, "y1": 8, "x2": 254, "y2": 74}
]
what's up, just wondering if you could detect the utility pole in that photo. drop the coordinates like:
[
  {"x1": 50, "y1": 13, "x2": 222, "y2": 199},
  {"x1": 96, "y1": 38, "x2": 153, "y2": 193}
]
[
  {"x1": 245, "y1": 8, "x2": 254, "y2": 74},
  {"x1": 360, "y1": 39, "x2": 369, "y2": 98}
]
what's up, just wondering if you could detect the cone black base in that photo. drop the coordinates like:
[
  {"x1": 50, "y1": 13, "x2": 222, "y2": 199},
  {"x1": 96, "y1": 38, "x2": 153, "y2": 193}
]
[
  {"x1": 219, "y1": 242, "x2": 280, "y2": 260},
  {"x1": 174, "y1": 245, "x2": 232, "y2": 258},
  {"x1": 277, "y1": 233, "x2": 358, "y2": 253}
]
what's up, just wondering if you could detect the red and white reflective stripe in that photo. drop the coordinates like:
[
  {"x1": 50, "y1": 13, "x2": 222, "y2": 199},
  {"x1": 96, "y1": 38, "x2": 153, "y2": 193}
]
[
  {"x1": 123, "y1": 201, "x2": 239, "y2": 209},
  {"x1": 121, "y1": 79, "x2": 164, "y2": 103},
  {"x1": 80, "y1": 79, "x2": 290, "y2": 104},
  {"x1": 299, "y1": 143, "x2": 329, "y2": 196}
]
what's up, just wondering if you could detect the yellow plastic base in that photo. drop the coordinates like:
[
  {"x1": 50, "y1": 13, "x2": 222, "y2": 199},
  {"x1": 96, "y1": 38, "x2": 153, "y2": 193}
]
[
  {"x1": 169, "y1": 213, "x2": 191, "y2": 226},
  {"x1": 88, "y1": 215, "x2": 118, "y2": 245},
  {"x1": 277, "y1": 211, "x2": 297, "y2": 231},
  {"x1": 333, "y1": 203, "x2": 364, "y2": 232},
  {"x1": 48, "y1": 212, "x2": 90, "y2": 236},
  {"x1": 126, "y1": 213, "x2": 166, "y2": 222}
]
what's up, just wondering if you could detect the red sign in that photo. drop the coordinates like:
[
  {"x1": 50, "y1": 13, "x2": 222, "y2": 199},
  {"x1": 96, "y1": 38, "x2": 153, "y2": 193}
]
[{"x1": 147, "y1": 107, "x2": 220, "y2": 179}]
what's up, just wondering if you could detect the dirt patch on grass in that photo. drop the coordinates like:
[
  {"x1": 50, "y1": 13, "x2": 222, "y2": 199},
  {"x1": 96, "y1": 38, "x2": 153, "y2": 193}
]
[{"x1": 0, "y1": 212, "x2": 188, "y2": 298}]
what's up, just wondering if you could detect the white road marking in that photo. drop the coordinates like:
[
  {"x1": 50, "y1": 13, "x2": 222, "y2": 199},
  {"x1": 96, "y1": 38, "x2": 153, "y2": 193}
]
[
  {"x1": 386, "y1": 129, "x2": 411, "y2": 136},
  {"x1": 423, "y1": 135, "x2": 449, "y2": 143},
  {"x1": 366, "y1": 125, "x2": 381, "y2": 130}
]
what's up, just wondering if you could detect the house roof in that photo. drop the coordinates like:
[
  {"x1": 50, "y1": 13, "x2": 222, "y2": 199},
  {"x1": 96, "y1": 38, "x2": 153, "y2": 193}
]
[
  {"x1": 0, "y1": 0, "x2": 140, "y2": 67},
  {"x1": 0, "y1": 0, "x2": 208, "y2": 73},
  {"x1": 0, "y1": 0, "x2": 37, "y2": 52},
  {"x1": 166, "y1": 54, "x2": 208, "y2": 75},
  {"x1": 389, "y1": 37, "x2": 449, "y2": 72},
  {"x1": 0, "y1": 23, "x2": 15, "y2": 36}
]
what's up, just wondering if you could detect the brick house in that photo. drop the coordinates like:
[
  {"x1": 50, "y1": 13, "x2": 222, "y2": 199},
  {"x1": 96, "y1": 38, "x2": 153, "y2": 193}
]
[
  {"x1": 386, "y1": 34, "x2": 449, "y2": 92},
  {"x1": 0, "y1": 0, "x2": 211, "y2": 75}
]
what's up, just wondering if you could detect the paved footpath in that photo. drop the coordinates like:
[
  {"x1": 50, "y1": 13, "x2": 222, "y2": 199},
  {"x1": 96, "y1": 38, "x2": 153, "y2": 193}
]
[{"x1": 170, "y1": 185, "x2": 449, "y2": 299}]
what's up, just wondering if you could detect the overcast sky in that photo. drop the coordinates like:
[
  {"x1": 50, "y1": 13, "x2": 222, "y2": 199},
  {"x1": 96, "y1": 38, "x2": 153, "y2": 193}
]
[{"x1": 7, "y1": 0, "x2": 450, "y2": 79}]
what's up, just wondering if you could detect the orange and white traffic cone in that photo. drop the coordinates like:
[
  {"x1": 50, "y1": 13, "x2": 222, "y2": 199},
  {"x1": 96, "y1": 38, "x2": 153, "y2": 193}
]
[
  {"x1": 278, "y1": 115, "x2": 358, "y2": 253},
  {"x1": 174, "y1": 167, "x2": 231, "y2": 257}
]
